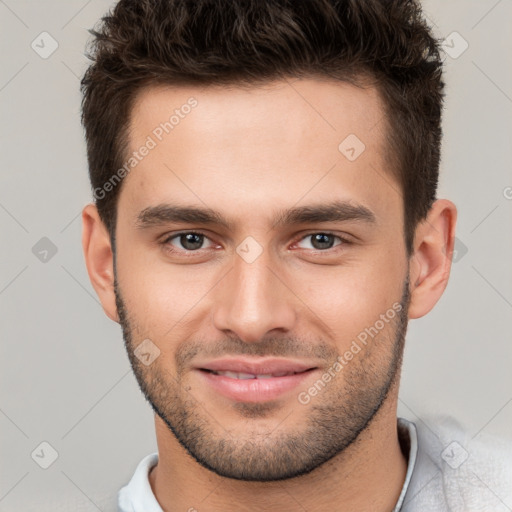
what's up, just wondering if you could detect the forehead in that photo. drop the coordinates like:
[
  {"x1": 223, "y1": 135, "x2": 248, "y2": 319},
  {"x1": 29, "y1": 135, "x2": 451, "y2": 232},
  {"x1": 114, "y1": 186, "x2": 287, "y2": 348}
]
[
  {"x1": 129, "y1": 78, "x2": 386, "y2": 148},
  {"x1": 120, "y1": 78, "x2": 400, "y2": 228}
]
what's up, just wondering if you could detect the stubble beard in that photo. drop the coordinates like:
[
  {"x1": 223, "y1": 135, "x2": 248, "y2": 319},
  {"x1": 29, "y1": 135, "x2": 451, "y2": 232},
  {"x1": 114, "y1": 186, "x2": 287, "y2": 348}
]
[{"x1": 115, "y1": 276, "x2": 410, "y2": 481}]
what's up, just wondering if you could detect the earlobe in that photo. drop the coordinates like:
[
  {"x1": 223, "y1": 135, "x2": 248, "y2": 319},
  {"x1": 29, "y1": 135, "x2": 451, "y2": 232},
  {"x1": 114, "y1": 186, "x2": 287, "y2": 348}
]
[
  {"x1": 82, "y1": 204, "x2": 119, "y2": 323},
  {"x1": 408, "y1": 199, "x2": 457, "y2": 319}
]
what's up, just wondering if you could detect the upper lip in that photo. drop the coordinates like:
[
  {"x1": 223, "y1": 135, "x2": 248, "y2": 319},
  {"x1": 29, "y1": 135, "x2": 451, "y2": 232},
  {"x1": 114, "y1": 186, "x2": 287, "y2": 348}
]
[{"x1": 197, "y1": 357, "x2": 318, "y2": 375}]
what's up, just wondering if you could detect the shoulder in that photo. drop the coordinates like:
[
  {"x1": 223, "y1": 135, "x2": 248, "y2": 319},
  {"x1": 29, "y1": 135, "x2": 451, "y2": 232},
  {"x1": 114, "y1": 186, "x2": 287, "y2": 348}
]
[
  {"x1": 401, "y1": 415, "x2": 512, "y2": 512},
  {"x1": 118, "y1": 452, "x2": 161, "y2": 512}
]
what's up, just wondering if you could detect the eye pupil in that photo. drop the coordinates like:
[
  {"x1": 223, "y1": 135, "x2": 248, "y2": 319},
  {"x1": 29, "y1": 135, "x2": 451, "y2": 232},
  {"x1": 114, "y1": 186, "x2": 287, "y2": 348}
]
[
  {"x1": 311, "y1": 233, "x2": 334, "y2": 250},
  {"x1": 181, "y1": 233, "x2": 203, "y2": 250}
]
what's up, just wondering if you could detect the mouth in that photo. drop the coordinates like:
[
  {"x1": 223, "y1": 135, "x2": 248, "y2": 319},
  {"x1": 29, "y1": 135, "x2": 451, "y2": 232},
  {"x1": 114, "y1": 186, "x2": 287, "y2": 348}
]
[
  {"x1": 203, "y1": 369, "x2": 310, "y2": 379},
  {"x1": 195, "y1": 358, "x2": 319, "y2": 402}
]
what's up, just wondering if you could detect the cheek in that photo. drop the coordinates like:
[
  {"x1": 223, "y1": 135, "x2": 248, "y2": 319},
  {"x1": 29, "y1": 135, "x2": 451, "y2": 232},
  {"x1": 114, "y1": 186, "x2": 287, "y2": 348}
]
[
  {"x1": 291, "y1": 253, "x2": 406, "y2": 342},
  {"x1": 115, "y1": 223, "x2": 407, "y2": 352},
  {"x1": 116, "y1": 249, "x2": 218, "y2": 337}
]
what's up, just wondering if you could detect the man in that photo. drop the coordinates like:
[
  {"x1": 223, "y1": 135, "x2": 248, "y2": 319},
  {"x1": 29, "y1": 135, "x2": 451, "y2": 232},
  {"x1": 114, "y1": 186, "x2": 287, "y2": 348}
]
[{"x1": 80, "y1": 1, "x2": 511, "y2": 511}]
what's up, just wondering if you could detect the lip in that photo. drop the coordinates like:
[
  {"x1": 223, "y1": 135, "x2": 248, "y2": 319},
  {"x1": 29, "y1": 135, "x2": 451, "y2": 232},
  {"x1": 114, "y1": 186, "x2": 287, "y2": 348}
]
[
  {"x1": 198, "y1": 357, "x2": 316, "y2": 375},
  {"x1": 195, "y1": 357, "x2": 319, "y2": 402}
]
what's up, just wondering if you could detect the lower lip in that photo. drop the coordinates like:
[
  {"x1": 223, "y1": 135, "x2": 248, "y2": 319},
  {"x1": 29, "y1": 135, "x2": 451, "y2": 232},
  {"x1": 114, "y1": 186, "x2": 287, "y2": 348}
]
[{"x1": 197, "y1": 369, "x2": 317, "y2": 402}]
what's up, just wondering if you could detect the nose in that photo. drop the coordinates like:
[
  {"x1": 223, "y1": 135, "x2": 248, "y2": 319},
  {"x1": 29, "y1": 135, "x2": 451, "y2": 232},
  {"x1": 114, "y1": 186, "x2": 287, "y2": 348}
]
[{"x1": 212, "y1": 249, "x2": 297, "y2": 343}]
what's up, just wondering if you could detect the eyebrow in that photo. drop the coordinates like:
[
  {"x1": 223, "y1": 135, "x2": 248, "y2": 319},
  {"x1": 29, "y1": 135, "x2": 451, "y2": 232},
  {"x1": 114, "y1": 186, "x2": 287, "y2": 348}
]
[
  {"x1": 136, "y1": 204, "x2": 234, "y2": 230},
  {"x1": 271, "y1": 201, "x2": 376, "y2": 229},
  {"x1": 135, "y1": 200, "x2": 376, "y2": 231}
]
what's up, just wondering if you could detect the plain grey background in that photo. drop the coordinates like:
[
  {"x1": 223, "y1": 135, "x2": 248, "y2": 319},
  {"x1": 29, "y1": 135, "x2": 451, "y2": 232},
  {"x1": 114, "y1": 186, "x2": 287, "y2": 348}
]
[{"x1": 1, "y1": 0, "x2": 511, "y2": 510}]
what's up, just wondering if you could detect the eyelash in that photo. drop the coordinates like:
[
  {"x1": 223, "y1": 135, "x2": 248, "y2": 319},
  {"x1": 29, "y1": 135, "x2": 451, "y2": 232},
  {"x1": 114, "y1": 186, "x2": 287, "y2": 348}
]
[
  {"x1": 161, "y1": 231, "x2": 217, "y2": 256},
  {"x1": 160, "y1": 230, "x2": 351, "y2": 256}
]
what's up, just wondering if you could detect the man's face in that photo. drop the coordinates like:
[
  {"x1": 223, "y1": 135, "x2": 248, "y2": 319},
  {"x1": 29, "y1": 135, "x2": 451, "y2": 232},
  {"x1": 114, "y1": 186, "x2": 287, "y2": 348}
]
[{"x1": 114, "y1": 79, "x2": 411, "y2": 480}]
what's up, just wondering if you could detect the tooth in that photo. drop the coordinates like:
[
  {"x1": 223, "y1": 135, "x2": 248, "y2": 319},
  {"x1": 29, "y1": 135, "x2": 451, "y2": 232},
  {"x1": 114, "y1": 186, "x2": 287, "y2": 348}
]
[
  {"x1": 211, "y1": 370, "x2": 298, "y2": 379},
  {"x1": 221, "y1": 371, "x2": 240, "y2": 379},
  {"x1": 214, "y1": 371, "x2": 258, "y2": 379},
  {"x1": 237, "y1": 372, "x2": 257, "y2": 379}
]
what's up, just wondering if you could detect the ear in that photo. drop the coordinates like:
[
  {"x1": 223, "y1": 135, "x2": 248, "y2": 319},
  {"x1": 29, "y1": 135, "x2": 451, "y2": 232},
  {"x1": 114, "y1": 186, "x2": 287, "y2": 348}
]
[
  {"x1": 408, "y1": 199, "x2": 457, "y2": 319},
  {"x1": 82, "y1": 204, "x2": 119, "y2": 323}
]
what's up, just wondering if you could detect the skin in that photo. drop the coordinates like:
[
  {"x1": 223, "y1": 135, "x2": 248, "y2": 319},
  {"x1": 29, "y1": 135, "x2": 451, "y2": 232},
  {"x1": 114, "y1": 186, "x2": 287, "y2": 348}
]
[{"x1": 82, "y1": 78, "x2": 457, "y2": 511}]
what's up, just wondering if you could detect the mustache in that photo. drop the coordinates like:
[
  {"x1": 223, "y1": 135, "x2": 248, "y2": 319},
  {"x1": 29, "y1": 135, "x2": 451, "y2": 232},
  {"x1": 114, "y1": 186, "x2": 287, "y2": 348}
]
[{"x1": 175, "y1": 336, "x2": 338, "y2": 374}]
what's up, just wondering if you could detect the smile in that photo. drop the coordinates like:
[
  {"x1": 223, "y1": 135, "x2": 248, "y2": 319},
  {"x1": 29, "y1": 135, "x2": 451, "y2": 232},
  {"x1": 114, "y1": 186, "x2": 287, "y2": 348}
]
[{"x1": 208, "y1": 370, "x2": 304, "y2": 379}]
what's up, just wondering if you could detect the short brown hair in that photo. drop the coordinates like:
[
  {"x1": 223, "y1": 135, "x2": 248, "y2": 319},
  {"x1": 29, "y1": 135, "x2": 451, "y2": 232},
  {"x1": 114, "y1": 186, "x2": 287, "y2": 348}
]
[{"x1": 81, "y1": 0, "x2": 445, "y2": 253}]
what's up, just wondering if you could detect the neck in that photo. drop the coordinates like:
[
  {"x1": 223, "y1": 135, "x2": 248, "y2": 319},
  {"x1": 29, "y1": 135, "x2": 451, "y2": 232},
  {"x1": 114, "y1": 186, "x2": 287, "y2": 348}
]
[{"x1": 149, "y1": 389, "x2": 407, "y2": 512}]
